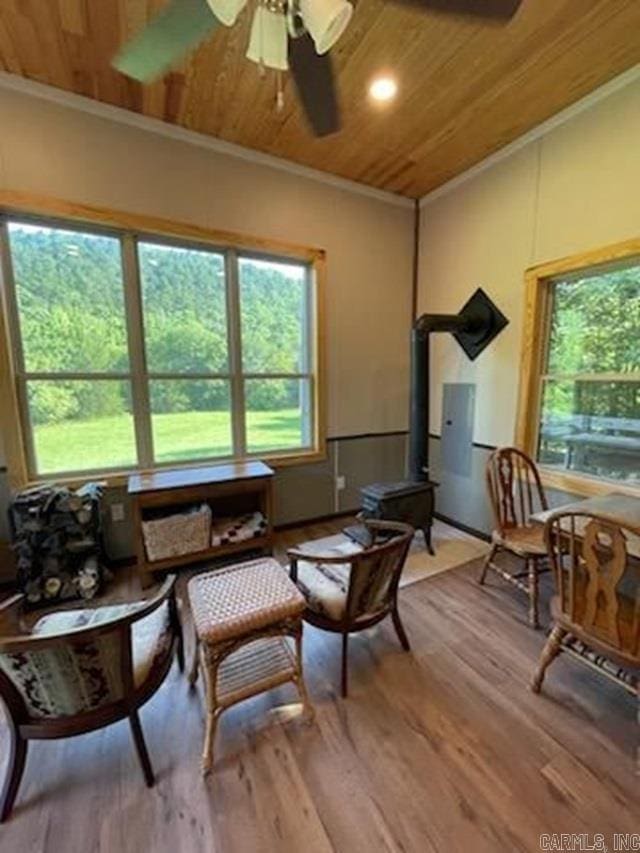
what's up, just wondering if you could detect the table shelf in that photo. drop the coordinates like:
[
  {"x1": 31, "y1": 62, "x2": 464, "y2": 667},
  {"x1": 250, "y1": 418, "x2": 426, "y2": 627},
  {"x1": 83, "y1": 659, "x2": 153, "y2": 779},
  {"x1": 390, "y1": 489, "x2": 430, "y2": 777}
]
[{"x1": 128, "y1": 462, "x2": 274, "y2": 585}]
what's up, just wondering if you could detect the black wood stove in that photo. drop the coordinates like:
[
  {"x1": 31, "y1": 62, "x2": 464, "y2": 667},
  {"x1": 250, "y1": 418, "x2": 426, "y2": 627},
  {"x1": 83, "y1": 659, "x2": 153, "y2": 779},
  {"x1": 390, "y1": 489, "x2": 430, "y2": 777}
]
[
  {"x1": 355, "y1": 288, "x2": 508, "y2": 552},
  {"x1": 360, "y1": 479, "x2": 437, "y2": 553}
]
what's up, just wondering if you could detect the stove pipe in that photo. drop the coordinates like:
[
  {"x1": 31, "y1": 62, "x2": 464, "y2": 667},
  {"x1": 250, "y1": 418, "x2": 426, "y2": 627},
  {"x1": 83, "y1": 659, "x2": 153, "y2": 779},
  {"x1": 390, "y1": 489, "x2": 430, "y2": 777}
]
[
  {"x1": 409, "y1": 314, "x2": 473, "y2": 481},
  {"x1": 408, "y1": 287, "x2": 509, "y2": 482}
]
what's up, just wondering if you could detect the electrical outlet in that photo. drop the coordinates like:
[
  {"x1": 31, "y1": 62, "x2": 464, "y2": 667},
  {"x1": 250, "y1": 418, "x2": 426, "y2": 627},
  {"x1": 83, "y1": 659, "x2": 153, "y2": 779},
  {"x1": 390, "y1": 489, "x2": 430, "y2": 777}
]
[
  {"x1": 110, "y1": 502, "x2": 126, "y2": 523},
  {"x1": 336, "y1": 475, "x2": 346, "y2": 491}
]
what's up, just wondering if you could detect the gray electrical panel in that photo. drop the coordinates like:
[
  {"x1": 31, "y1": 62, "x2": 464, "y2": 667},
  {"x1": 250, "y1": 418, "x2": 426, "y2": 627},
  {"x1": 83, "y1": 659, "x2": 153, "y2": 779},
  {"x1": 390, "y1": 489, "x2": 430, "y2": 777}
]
[{"x1": 441, "y1": 383, "x2": 476, "y2": 477}]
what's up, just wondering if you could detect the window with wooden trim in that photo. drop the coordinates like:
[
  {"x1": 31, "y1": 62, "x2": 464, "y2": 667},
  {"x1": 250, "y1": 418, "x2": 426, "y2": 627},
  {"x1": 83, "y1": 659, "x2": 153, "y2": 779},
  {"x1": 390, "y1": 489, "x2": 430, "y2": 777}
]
[
  {"x1": 0, "y1": 216, "x2": 321, "y2": 479},
  {"x1": 519, "y1": 248, "x2": 640, "y2": 488}
]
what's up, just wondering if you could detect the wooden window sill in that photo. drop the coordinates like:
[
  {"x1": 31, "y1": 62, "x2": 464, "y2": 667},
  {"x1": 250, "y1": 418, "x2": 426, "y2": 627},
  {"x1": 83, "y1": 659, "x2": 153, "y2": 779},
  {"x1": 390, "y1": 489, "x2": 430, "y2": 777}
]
[
  {"x1": 23, "y1": 448, "x2": 327, "y2": 490},
  {"x1": 538, "y1": 466, "x2": 640, "y2": 499}
]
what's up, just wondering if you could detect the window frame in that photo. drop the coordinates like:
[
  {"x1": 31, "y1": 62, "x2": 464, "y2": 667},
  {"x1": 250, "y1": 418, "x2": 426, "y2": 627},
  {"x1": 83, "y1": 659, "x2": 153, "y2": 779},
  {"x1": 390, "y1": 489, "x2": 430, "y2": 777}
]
[
  {"x1": 0, "y1": 192, "x2": 326, "y2": 488},
  {"x1": 515, "y1": 236, "x2": 640, "y2": 498}
]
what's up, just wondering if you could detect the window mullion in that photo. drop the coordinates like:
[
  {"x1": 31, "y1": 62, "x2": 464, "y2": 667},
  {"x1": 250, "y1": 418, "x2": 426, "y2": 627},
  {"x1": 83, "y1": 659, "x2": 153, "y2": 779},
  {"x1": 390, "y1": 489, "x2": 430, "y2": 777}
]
[
  {"x1": 121, "y1": 234, "x2": 153, "y2": 469},
  {"x1": 226, "y1": 248, "x2": 246, "y2": 458},
  {"x1": 541, "y1": 371, "x2": 640, "y2": 382}
]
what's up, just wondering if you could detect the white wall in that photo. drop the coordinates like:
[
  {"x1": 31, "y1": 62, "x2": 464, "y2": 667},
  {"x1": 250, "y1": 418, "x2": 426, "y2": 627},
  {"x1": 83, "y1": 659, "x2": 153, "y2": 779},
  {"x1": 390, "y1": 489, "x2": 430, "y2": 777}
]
[
  {"x1": 418, "y1": 77, "x2": 640, "y2": 446},
  {"x1": 0, "y1": 85, "x2": 414, "y2": 465}
]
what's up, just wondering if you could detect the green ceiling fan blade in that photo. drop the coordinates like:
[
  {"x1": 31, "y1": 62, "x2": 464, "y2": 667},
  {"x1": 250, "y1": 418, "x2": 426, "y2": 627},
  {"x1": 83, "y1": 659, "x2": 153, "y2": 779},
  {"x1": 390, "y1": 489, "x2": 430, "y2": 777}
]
[{"x1": 113, "y1": 0, "x2": 220, "y2": 83}]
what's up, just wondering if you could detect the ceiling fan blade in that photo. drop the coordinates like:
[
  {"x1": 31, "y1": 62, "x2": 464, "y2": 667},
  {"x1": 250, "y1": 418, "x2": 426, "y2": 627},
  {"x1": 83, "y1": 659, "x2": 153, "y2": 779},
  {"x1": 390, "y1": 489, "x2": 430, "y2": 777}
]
[
  {"x1": 113, "y1": 0, "x2": 219, "y2": 83},
  {"x1": 391, "y1": 0, "x2": 523, "y2": 20},
  {"x1": 289, "y1": 34, "x2": 341, "y2": 138}
]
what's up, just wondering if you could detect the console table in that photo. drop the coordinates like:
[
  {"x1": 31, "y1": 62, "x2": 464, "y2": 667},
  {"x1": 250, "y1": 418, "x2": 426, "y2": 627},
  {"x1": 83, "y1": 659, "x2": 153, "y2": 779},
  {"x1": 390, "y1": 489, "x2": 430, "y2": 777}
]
[{"x1": 128, "y1": 462, "x2": 274, "y2": 586}]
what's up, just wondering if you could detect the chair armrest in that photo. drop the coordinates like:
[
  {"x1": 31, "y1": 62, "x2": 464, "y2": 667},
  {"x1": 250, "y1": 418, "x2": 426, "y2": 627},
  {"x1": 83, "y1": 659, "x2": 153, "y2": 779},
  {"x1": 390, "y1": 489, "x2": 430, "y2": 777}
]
[
  {"x1": 287, "y1": 548, "x2": 354, "y2": 565},
  {"x1": 0, "y1": 592, "x2": 24, "y2": 615},
  {"x1": 0, "y1": 577, "x2": 180, "y2": 654},
  {"x1": 125, "y1": 574, "x2": 178, "y2": 626},
  {"x1": 287, "y1": 549, "x2": 353, "y2": 586}
]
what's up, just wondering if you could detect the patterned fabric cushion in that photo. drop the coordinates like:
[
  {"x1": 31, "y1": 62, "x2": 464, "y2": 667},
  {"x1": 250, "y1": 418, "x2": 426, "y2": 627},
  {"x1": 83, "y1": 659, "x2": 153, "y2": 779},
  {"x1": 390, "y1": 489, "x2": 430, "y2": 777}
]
[
  {"x1": 210, "y1": 512, "x2": 267, "y2": 548},
  {"x1": 33, "y1": 601, "x2": 171, "y2": 688},
  {"x1": 295, "y1": 560, "x2": 351, "y2": 620},
  {"x1": 131, "y1": 603, "x2": 172, "y2": 686},
  {"x1": 33, "y1": 601, "x2": 141, "y2": 632},
  {"x1": 0, "y1": 601, "x2": 171, "y2": 719}
]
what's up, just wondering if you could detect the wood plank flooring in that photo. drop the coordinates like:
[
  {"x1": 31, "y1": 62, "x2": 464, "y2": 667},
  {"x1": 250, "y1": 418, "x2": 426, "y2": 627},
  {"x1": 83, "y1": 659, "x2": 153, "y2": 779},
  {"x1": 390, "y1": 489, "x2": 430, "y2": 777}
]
[{"x1": 1, "y1": 518, "x2": 637, "y2": 852}]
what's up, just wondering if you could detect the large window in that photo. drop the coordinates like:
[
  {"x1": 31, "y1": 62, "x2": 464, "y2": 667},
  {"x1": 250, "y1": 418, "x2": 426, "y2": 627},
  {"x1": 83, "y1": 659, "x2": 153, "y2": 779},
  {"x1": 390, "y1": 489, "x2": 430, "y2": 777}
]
[
  {"x1": 520, "y1": 249, "x2": 639, "y2": 488},
  {"x1": 0, "y1": 215, "x2": 320, "y2": 478}
]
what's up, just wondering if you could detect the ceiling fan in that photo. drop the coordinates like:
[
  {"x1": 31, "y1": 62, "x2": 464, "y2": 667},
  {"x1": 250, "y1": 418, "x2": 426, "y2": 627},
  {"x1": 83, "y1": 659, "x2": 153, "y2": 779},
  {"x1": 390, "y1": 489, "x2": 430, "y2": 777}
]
[{"x1": 113, "y1": 0, "x2": 523, "y2": 138}]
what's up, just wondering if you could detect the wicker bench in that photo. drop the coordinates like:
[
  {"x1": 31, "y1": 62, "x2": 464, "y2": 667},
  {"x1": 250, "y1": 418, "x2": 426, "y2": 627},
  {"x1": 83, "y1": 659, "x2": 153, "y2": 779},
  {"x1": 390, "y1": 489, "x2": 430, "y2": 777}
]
[{"x1": 187, "y1": 557, "x2": 313, "y2": 774}]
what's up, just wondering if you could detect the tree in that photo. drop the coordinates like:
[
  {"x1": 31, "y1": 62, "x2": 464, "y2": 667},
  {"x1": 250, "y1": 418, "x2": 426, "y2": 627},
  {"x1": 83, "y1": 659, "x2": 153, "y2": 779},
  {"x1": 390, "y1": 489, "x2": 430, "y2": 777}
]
[{"x1": 8, "y1": 225, "x2": 307, "y2": 422}]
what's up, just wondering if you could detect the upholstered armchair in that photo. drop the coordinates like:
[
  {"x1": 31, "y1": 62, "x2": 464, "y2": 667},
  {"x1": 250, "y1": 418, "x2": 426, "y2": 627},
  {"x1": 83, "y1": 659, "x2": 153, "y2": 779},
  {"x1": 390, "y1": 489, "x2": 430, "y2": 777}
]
[
  {"x1": 0, "y1": 575, "x2": 183, "y2": 822},
  {"x1": 288, "y1": 519, "x2": 414, "y2": 697}
]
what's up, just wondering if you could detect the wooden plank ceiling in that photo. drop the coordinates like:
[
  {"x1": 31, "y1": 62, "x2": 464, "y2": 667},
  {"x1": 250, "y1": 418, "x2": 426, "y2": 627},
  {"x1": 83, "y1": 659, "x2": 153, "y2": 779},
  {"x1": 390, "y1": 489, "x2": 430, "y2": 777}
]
[{"x1": 1, "y1": 1, "x2": 640, "y2": 198}]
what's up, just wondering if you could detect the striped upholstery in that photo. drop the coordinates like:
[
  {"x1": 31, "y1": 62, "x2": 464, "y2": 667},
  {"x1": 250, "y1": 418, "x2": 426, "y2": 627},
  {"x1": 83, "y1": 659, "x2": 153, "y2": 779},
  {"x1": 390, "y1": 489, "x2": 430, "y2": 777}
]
[
  {"x1": 296, "y1": 545, "x2": 406, "y2": 622},
  {"x1": 295, "y1": 560, "x2": 351, "y2": 620}
]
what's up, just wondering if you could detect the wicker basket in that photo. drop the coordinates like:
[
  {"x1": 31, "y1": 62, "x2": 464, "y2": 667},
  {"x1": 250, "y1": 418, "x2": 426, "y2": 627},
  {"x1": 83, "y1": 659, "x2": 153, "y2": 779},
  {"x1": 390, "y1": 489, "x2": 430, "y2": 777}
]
[{"x1": 142, "y1": 503, "x2": 212, "y2": 562}]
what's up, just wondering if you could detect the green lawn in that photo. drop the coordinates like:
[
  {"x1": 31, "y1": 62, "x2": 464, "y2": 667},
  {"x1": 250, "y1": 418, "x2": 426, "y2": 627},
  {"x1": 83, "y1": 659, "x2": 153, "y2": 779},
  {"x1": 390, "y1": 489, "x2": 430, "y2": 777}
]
[{"x1": 33, "y1": 409, "x2": 304, "y2": 474}]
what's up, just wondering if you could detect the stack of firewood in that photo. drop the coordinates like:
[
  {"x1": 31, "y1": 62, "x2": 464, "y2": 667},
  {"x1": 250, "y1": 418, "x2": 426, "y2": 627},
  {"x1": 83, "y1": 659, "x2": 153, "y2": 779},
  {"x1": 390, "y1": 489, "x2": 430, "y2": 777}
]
[{"x1": 10, "y1": 482, "x2": 107, "y2": 606}]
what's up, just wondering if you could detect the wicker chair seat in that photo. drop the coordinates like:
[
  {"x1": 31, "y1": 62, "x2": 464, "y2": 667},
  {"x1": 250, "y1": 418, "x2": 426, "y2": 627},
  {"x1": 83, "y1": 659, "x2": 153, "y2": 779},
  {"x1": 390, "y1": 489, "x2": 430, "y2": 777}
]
[
  {"x1": 492, "y1": 524, "x2": 547, "y2": 557},
  {"x1": 188, "y1": 558, "x2": 305, "y2": 644},
  {"x1": 32, "y1": 601, "x2": 172, "y2": 691}
]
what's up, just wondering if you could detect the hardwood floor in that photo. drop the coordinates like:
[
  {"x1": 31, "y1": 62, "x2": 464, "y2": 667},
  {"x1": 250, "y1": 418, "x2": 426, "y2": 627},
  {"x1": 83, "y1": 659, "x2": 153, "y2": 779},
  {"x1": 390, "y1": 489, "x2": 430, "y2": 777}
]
[{"x1": 1, "y1": 518, "x2": 637, "y2": 852}]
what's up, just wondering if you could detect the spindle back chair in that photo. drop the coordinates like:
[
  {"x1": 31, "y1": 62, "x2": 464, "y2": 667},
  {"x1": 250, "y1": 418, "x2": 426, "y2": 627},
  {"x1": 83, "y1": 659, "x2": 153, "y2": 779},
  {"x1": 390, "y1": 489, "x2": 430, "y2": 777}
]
[{"x1": 479, "y1": 447, "x2": 549, "y2": 627}]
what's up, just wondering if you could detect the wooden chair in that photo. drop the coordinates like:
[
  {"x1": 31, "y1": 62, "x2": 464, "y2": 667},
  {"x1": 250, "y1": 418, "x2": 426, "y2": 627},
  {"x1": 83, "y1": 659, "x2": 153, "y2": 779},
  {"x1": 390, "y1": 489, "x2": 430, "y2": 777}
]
[
  {"x1": 0, "y1": 575, "x2": 183, "y2": 822},
  {"x1": 288, "y1": 519, "x2": 414, "y2": 697},
  {"x1": 478, "y1": 447, "x2": 549, "y2": 627},
  {"x1": 532, "y1": 512, "x2": 639, "y2": 700}
]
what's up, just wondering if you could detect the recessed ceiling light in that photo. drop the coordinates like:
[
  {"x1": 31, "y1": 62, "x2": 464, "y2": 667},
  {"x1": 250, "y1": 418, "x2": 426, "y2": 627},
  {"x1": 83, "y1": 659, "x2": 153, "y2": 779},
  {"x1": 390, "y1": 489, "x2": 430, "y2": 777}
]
[{"x1": 369, "y1": 76, "x2": 398, "y2": 102}]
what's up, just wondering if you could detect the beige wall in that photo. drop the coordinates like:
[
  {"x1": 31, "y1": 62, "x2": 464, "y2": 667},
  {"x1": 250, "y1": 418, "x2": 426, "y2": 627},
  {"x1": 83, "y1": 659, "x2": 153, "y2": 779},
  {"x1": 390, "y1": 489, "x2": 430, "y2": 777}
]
[
  {"x1": 418, "y1": 77, "x2": 640, "y2": 447},
  {"x1": 2, "y1": 73, "x2": 639, "y2": 541},
  {"x1": 0, "y1": 85, "x2": 414, "y2": 468}
]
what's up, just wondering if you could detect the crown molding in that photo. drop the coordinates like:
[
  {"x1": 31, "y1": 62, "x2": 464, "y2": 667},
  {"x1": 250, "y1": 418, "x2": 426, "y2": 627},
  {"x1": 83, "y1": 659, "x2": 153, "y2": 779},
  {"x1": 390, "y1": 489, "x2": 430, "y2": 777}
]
[
  {"x1": 0, "y1": 71, "x2": 414, "y2": 210},
  {"x1": 420, "y1": 63, "x2": 640, "y2": 208}
]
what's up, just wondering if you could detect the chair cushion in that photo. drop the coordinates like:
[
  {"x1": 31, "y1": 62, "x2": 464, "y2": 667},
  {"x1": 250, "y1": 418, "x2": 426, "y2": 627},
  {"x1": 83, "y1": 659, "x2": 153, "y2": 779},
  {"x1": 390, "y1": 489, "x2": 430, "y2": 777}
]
[
  {"x1": 188, "y1": 558, "x2": 304, "y2": 643},
  {"x1": 493, "y1": 524, "x2": 547, "y2": 557},
  {"x1": 295, "y1": 560, "x2": 351, "y2": 621},
  {"x1": 33, "y1": 600, "x2": 172, "y2": 689}
]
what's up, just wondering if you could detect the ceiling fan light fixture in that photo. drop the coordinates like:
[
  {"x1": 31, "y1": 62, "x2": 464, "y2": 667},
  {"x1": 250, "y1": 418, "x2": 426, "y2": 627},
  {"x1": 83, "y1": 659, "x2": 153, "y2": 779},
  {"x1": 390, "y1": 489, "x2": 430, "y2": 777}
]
[
  {"x1": 246, "y1": 3, "x2": 289, "y2": 70},
  {"x1": 206, "y1": 0, "x2": 247, "y2": 27},
  {"x1": 300, "y1": 0, "x2": 353, "y2": 55}
]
